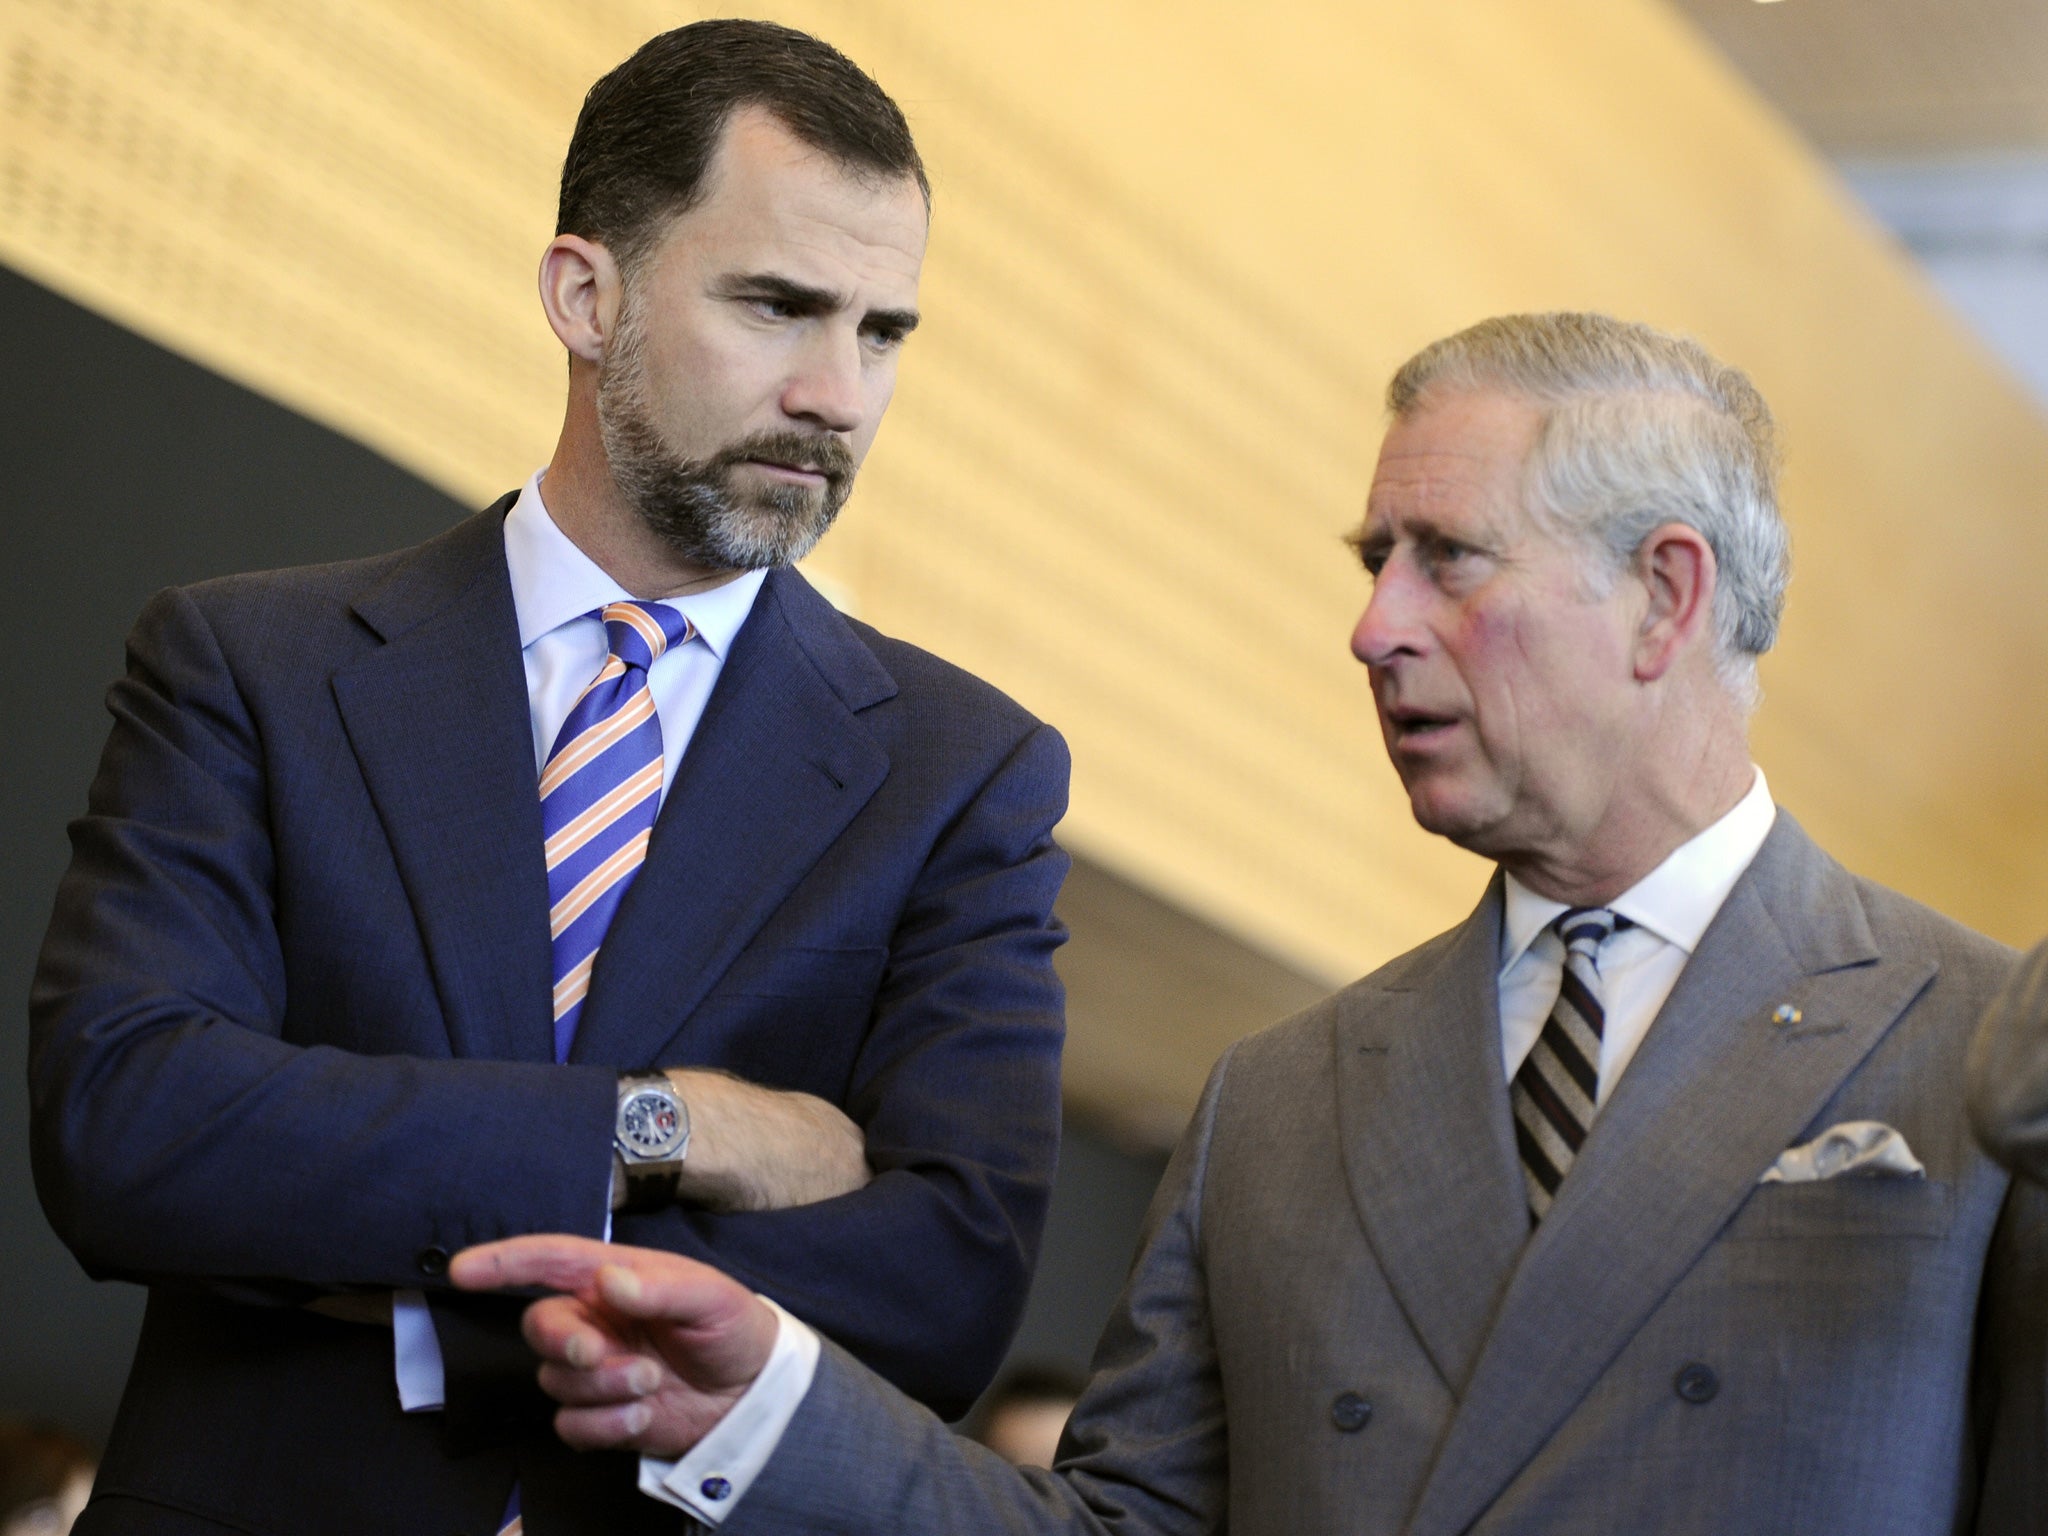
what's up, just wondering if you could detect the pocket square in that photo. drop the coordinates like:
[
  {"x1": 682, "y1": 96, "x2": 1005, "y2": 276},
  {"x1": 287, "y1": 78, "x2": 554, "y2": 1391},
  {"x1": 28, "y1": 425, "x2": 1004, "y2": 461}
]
[{"x1": 1758, "y1": 1121, "x2": 1926, "y2": 1184}]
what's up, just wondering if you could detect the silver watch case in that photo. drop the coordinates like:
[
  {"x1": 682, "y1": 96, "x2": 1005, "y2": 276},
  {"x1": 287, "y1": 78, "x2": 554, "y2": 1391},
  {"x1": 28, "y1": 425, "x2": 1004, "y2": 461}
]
[{"x1": 616, "y1": 1074, "x2": 690, "y2": 1165}]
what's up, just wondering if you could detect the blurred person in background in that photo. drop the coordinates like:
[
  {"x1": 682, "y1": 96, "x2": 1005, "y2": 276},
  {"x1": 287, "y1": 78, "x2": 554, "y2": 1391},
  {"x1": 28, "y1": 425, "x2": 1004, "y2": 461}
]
[
  {"x1": 29, "y1": 19, "x2": 1067, "y2": 1536},
  {"x1": 1970, "y1": 939, "x2": 2048, "y2": 1182},
  {"x1": 0, "y1": 1422, "x2": 93, "y2": 1536},
  {"x1": 458, "y1": 312, "x2": 2048, "y2": 1535},
  {"x1": 970, "y1": 1366, "x2": 1086, "y2": 1470}
]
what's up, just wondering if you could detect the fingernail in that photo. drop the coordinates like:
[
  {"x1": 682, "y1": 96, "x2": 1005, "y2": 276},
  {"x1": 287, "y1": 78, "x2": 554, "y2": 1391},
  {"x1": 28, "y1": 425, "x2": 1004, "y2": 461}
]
[
  {"x1": 603, "y1": 1266, "x2": 645, "y2": 1305},
  {"x1": 567, "y1": 1332, "x2": 600, "y2": 1369},
  {"x1": 624, "y1": 1402, "x2": 651, "y2": 1434},
  {"x1": 628, "y1": 1361, "x2": 661, "y2": 1395}
]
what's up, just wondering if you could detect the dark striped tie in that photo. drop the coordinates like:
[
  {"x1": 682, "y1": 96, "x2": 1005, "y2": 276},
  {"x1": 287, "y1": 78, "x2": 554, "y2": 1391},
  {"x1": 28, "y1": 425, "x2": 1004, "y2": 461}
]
[
  {"x1": 540, "y1": 600, "x2": 695, "y2": 1064},
  {"x1": 1511, "y1": 907, "x2": 1628, "y2": 1223}
]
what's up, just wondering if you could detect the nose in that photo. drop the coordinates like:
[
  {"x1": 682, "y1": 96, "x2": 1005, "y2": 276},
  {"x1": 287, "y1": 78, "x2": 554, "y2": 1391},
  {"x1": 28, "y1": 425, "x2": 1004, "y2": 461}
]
[
  {"x1": 781, "y1": 328, "x2": 865, "y2": 436},
  {"x1": 1350, "y1": 562, "x2": 1425, "y2": 670}
]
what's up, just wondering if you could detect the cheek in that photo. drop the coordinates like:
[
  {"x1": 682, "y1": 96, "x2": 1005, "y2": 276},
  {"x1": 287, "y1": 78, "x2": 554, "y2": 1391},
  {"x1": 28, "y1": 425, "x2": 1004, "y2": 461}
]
[
  {"x1": 851, "y1": 368, "x2": 899, "y2": 458},
  {"x1": 1453, "y1": 609, "x2": 1528, "y2": 734}
]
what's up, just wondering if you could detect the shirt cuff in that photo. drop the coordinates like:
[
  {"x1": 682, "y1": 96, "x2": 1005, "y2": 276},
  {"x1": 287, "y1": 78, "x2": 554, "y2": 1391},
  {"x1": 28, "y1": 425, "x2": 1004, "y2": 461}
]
[
  {"x1": 392, "y1": 1289, "x2": 446, "y2": 1412},
  {"x1": 636, "y1": 1297, "x2": 820, "y2": 1524}
]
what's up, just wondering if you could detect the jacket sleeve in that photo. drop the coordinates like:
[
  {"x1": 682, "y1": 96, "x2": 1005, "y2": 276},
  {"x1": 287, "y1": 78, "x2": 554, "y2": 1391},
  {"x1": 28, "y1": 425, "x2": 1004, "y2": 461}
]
[
  {"x1": 28, "y1": 584, "x2": 617, "y2": 1296},
  {"x1": 723, "y1": 1043, "x2": 1237, "y2": 1536},
  {"x1": 613, "y1": 719, "x2": 1072, "y2": 1418}
]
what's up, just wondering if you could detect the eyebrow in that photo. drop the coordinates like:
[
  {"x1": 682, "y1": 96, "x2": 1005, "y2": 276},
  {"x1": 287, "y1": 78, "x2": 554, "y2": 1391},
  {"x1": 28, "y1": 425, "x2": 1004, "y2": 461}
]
[
  {"x1": 721, "y1": 272, "x2": 921, "y2": 337},
  {"x1": 1348, "y1": 523, "x2": 1392, "y2": 565}
]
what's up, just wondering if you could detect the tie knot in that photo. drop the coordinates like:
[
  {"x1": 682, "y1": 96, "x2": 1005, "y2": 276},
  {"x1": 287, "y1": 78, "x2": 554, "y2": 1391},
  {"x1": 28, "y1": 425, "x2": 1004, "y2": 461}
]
[
  {"x1": 1553, "y1": 907, "x2": 1627, "y2": 959},
  {"x1": 599, "y1": 601, "x2": 695, "y2": 671}
]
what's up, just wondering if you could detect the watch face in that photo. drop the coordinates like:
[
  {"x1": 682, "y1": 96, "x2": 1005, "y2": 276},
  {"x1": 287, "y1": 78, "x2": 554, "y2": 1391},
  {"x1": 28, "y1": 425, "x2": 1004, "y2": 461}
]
[{"x1": 619, "y1": 1088, "x2": 685, "y2": 1159}]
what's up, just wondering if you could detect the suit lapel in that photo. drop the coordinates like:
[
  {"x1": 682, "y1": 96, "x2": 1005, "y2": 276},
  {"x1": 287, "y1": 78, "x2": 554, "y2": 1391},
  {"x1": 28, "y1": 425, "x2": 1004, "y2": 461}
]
[
  {"x1": 330, "y1": 500, "x2": 556, "y2": 1063},
  {"x1": 1408, "y1": 816, "x2": 1934, "y2": 1536},
  {"x1": 1336, "y1": 878, "x2": 1530, "y2": 1397},
  {"x1": 567, "y1": 569, "x2": 892, "y2": 1068}
]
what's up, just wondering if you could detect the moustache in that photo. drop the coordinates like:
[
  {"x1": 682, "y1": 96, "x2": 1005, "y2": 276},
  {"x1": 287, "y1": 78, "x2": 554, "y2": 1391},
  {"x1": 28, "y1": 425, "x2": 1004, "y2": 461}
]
[{"x1": 715, "y1": 432, "x2": 856, "y2": 486}]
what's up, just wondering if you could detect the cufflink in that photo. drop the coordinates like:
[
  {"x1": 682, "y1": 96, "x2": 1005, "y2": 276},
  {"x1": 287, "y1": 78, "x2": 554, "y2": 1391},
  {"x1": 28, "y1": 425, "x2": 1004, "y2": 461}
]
[{"x1": 700, "y1": 1477, "x2": 732, "y2": 1502}]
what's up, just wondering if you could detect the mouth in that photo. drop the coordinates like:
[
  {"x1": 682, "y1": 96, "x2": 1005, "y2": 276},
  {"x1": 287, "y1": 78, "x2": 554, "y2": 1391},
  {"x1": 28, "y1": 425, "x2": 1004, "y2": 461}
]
[
  {"x1": 740, "y1": 458, "x2": 831, "y2": 487},
  {"x1": 1383, "y1": 706, "x2": 1461, "y2": 748}
]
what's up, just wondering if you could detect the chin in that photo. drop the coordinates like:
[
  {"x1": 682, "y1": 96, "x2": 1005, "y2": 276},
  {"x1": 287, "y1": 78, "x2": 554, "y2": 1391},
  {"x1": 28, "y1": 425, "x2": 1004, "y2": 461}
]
[{"x1": 1403, "y1": 785, "x2": 1508, "y2": 852}]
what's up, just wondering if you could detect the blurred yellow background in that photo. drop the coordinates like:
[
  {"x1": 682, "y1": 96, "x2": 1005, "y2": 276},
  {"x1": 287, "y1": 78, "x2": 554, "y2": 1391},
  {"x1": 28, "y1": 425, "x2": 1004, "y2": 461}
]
[{"x1": 6, "y1": 0, "x2": 2046, "y2": 1005}]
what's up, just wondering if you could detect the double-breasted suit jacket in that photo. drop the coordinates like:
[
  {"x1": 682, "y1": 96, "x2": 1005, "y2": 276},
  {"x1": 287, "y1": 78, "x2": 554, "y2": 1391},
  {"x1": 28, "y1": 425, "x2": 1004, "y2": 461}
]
[
  {"x1": 30, "y1": 500, "x2": 1071, "y2": 1536},
  {"x1": 722, "y1": 814, "x2": 2048, "y2": 1535}
]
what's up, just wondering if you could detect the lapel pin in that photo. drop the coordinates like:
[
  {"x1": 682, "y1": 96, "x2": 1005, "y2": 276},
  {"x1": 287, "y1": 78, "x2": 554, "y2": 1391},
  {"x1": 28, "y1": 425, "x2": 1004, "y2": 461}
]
[{"x1": 1772, "y1": 1004, "x2": 1803, "y2": 1027}]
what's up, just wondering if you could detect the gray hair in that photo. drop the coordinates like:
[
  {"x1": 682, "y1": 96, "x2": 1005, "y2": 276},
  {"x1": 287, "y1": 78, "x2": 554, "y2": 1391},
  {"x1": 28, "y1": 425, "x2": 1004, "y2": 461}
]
[{"x1": 1387, "y1": 312, "x2": 1788, "y2": 708}]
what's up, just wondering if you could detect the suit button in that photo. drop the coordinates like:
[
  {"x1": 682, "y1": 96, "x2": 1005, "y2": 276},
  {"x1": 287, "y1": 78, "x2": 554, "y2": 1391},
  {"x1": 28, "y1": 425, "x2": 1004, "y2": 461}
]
[
  {"x1": 1674, "y1": 1363, "x2": 1718, "y2": 1404},
  {"x1": 416, "y1": 1245, "x2": 450, "y2": 1278},
  {"x1": 1331, "y1": 1391, "x2": 1373, "y2": 1432}
]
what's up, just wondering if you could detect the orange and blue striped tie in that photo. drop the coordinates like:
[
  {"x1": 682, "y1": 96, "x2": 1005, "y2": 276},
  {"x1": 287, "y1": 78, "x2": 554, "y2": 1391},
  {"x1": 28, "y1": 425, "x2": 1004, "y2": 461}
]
[{"x1": 540, "y1": 600, "x2": 695, "y2": 1062}]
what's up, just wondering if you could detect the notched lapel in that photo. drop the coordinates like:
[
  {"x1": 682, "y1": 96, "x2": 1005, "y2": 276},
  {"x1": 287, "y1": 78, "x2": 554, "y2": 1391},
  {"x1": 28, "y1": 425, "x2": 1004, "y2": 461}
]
[
  {"x1": 1408, "y1": 816, "x2": 1930, "y2": 1536},
  {"x1": 567, "y1": 577, "x2": 889, "y2": 1069},
  {"x1": 1335, "y1": 878, "x2": 1528, "y2": 1397},
  {"x1": 331, "y1": 505, "x2": 555, "y2": 1064}
]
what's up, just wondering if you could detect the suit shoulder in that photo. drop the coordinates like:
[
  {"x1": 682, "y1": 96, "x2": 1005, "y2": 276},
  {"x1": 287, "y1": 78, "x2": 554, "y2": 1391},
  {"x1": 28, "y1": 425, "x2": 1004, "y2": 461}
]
[
  {"x1": 853, "y1": 620, "x2": 1046, "y2": 728},
  {"x1": 1851, "y1": 873, "x2": 2016, "y2": 983},
  {"x1": 1222, "y1": 922, "x2": 1468, "y2": 1080},
  {"x1": 164, "y1": 509, "x2": 496, "y2": 631},
  {"x1": 173, "y1": 546, "x2": 416, "y2": 621}
]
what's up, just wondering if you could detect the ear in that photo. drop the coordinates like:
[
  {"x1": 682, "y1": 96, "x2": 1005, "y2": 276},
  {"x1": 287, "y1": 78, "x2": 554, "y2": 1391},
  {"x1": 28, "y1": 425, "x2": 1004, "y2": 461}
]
[
  {"x1": 1631, "y1": 522, "x2": 1717, "y2": 683},
  {"x1": 538, "y1": 234, "x2": 623, "y2": 366}
]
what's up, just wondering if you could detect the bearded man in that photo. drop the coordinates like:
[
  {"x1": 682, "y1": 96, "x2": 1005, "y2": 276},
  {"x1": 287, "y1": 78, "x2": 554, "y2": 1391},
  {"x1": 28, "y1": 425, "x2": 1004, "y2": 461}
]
[{"x1": 29, "y1": 21, "x2": 1069, "y2": 1536}]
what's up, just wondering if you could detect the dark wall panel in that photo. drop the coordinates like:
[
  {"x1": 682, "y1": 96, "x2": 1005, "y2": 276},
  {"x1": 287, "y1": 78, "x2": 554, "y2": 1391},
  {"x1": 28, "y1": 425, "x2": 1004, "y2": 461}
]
[{"x1": 1, "y1": 264, "x2": 468, "y2": 1442}]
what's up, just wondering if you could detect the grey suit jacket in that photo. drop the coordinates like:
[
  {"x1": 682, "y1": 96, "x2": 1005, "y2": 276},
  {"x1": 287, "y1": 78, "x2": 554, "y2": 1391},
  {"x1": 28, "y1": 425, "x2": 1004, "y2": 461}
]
[{"x1": 727, "y1": 813, "x2": 2048, "y2": 1535}]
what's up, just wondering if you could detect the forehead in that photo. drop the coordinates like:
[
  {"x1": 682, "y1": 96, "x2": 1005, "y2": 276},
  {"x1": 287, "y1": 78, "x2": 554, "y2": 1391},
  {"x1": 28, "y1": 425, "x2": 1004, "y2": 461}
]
[
  {"x1": 1362, "y1": 389, "x2": 1543, "y2": 540},
  {"x1": 649, "y1": 105, "x2": 928, "y2": 291}
]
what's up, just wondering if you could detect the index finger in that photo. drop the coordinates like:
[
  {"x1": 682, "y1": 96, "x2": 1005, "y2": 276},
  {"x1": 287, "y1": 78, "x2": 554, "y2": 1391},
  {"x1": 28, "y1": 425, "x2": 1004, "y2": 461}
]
[{"x1": 450, "y1": 1233, "x2": 618, "y2": 1294}]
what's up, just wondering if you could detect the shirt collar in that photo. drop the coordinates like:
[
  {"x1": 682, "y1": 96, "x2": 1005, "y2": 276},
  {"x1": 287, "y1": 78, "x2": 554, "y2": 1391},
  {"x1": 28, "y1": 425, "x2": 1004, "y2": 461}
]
[
  {"x1": 1498, "y1": 767, "x2": 1777, "y2": 976},
  {"x1": 502, "y1": 471, "x2": 767, "y2": 659}
]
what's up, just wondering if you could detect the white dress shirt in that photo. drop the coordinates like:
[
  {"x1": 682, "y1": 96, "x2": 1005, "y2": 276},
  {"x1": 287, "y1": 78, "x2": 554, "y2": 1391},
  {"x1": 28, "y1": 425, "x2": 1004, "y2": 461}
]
[
  {"x1": 1497, "y1": 768, "x2": 1776, "y2": 1100},
  {"x1": 392, "y1": 471, "x2": 766, "y2": 1415},
  {"x1": 641, "y1": 768, "x2": 1781, "y2": 1522}
]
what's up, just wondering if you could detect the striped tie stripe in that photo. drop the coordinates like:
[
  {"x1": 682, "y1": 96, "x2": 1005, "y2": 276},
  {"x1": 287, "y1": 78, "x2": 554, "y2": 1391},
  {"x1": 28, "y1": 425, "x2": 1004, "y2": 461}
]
[
  {"x1": 541, "y1": 600, "x2": 695, "y2": 1064},
  {"x1": 1511, "y1": 907, "x2": 1628, "y2": 1223},
  {"x1": 544, "y1": 760, "x2": 664, "y2": 870},
  {"x1": 538, "y1": 686, "x2": 655, "y2": 798},
  {"x1": 549, "y1": 830, "x2": 655, "y2": 940}
]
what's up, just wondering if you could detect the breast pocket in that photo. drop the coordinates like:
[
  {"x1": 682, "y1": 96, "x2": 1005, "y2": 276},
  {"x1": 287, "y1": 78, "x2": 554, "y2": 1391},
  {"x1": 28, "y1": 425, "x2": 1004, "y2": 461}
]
[{"x1": 1722, "y1": 1177, "x2": 1954, "y2": 1241}]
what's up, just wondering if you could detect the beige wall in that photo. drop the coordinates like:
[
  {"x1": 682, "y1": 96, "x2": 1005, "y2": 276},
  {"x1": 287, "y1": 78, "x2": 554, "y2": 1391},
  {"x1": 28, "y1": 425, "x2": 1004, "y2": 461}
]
[{"x1": 6, "y1": 0, "x2": 2047, "y2": 988}]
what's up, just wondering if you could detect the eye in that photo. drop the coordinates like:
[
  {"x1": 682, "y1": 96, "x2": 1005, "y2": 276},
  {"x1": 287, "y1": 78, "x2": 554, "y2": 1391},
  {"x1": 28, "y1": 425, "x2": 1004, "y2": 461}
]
[
  {"x1": 745, "y1": 295, "x2": 799, "y2": 321},
  {"x1": 861, "y1": 324, "x2": 910, "y2": 353},
  {"x1": 1420, "y1": 536, "x2": 1479, "y2": 575}
]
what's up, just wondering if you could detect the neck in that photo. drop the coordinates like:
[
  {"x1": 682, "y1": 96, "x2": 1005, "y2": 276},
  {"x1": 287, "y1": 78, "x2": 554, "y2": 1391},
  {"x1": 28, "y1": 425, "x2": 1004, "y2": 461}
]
[
  {"x1": 1503, "y1": 699, "x2": 1756, "y2": 908},
  {"x1": 540, "y1": 393, "x2": 745, "y2": 600}
]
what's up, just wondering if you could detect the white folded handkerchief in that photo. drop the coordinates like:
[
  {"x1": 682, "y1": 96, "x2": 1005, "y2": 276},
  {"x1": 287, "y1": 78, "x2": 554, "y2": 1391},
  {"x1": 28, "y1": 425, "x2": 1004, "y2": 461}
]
[{"x1": 1759, "y1": 1121, "x2": 1926, "y2": 1184}]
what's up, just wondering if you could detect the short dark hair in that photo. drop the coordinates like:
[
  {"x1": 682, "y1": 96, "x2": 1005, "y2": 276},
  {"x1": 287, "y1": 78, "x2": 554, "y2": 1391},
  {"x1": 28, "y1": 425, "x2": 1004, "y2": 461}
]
[{"x1": 557, "y1": 19, "x2": 928, "y2": 274}]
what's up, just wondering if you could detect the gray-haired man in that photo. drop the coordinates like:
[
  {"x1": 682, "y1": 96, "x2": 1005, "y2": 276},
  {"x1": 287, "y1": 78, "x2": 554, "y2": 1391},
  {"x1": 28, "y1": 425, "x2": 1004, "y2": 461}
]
[{"x1": 457, "y1": 313, "x2": 2048, "y2": 1534}]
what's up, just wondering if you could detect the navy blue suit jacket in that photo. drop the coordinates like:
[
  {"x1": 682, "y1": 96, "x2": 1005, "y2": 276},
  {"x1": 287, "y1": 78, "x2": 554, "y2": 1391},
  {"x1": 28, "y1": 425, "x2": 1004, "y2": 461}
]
[{"x1": 30, "y1": 500, "x2": 1071, "y2": 1535}]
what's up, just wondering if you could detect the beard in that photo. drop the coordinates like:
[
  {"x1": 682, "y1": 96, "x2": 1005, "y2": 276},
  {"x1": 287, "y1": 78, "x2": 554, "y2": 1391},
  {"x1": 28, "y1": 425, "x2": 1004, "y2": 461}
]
[{"x1": 595, "y1": 312, "x2": 857, "y2": 571}]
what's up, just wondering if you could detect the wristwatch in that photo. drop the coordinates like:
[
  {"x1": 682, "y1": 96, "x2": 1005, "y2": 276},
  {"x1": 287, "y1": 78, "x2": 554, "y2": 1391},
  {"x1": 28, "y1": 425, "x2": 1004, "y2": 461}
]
[{"x1": 614, "y1": 1072, "x2": 690, "y2": 1212}]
